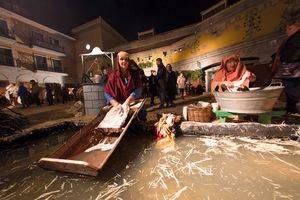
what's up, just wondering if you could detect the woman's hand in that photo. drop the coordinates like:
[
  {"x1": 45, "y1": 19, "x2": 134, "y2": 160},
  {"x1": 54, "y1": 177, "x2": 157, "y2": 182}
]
[
  {"x1": 245, "y1": 71, "x2": 256, "y2": 82},
  {"x1": 124, "y1": 95, "x2": 135, "y2": 106},
  {"x1": 248, "y1": 74, "x2": 256, "y2": 82},
  {"x1": 110, "y1": 99, "x2": 120, "y2": 107},
  {"x1": 222, "y1": 81, "x2": 234, "y2": 88}
]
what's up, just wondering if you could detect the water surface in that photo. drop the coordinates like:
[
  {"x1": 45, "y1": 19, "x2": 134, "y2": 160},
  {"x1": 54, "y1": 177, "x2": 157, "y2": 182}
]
[{"x1": 0, "y1": 131, "x2": 299, "y2": 200}]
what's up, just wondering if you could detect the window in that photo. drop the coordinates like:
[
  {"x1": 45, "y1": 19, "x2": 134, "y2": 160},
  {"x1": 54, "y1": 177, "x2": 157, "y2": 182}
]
[
  {"x1": 0, "y1": 80, "x2": 9, "y2": 87},
  {"x1": 0, "y1": 20, "x2": 8, "y2": 36},
  {"x1": 32, "y1": 31, "x2": 44, "y2": 42},
  {"x1": 0, "y1": 48, "x2": 14, "y2": 66},
  {"x1": 35, "y1": 55, "x2": 47, "y2": 70},
  {"x1": 52, "y1": 59, "x2": 62, "y2": 72},
  {"x1": 0, "y1": 19, "x2": 9, "y2": 37},
  {"x1": 49, "y1": 37, "x2": 59, "y2": 46}
]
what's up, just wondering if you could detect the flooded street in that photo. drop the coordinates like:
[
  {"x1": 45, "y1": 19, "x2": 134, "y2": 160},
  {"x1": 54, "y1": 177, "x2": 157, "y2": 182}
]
[{"x1": 0, "y1": 130, "x2": 299, "y2": 200}]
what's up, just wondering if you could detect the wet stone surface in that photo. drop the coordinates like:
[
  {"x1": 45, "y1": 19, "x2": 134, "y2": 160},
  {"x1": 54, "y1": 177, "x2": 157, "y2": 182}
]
[{"x1": 0, "y1": 130, "x2": 299, "y2": 200}]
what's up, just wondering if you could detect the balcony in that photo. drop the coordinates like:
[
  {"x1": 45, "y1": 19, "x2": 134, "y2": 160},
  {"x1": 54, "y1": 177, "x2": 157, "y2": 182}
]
[
  {"x1": 16, "y1": 59, "x2": 36, "y2": 71},
  {"x1": 16, "y1": 59, "x2": 64, "y2": 74},
  {"x1": 0, "y1": 30, "x2": 16, "y2": 45},
  {"x1": 46, "y1": 66, "x2": 63, "y2": 73},
  {"x1": 0, "y1": 30, "x2": 15, "y2": 39},
  {"x1": 53, "y1": 66, "x2": 63, "y2": 72},
  {"x1": 30, "y1": 38, "x2": 66, "y2": 57}
]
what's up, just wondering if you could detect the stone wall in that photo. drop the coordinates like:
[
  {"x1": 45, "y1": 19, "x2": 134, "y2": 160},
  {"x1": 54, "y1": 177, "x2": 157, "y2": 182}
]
[{"x1": 83, "y1": 84, "x2": 105, "y2": 116}]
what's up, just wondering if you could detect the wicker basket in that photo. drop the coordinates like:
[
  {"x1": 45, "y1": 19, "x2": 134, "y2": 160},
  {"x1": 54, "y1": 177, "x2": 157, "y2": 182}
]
[{"x1": 187, "y1": 102, "x2": 212, "y2": 122}]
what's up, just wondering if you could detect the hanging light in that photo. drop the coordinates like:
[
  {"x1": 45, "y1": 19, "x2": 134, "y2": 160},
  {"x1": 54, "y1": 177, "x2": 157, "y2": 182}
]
[{"x1": 85, "y1": 44, "x2": 91, "y2": 50}]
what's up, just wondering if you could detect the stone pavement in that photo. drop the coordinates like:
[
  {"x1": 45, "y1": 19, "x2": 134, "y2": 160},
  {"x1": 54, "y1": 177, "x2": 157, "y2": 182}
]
[{"x1": 2, "y1": 92, "x2": 299, "y2": 146}]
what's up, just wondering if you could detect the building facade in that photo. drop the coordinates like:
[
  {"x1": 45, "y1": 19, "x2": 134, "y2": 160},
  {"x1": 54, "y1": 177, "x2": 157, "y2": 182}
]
[
  {"x1": 71, "y1": 17, "x2": 127, "y2": 81},
  {"x1": 1, "y1": 0, "x2": 298, "y2": 89},
  {"x1": 111, "y1": 0, "x2": 299, "y2": 77},
  {"x1": 0, "y1": 7, "x2": 77, "y2": 87},
  {"x1": 0, "y1": 7, "x2": 127, "y2": 88}
]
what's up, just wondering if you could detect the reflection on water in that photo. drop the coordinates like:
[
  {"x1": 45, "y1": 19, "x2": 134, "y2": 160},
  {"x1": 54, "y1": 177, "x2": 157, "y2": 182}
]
[{"x1": 0, "y1": 131, "x2": 299, "y2": 200}]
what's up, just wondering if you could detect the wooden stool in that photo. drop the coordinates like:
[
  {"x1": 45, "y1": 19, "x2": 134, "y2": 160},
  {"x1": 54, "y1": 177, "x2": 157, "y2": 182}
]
[{"x1": 214, "y1": 110, "x2": 285, "y2": 124}]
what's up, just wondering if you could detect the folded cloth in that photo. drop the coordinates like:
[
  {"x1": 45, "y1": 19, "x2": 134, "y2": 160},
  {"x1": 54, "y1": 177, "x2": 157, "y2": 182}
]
[{"x1": 97, "y1": 103, "x2": 130, "y2": 129}]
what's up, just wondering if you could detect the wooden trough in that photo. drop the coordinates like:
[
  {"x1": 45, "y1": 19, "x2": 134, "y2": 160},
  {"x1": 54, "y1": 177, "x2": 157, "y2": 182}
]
[{"x1": 38, "y1": 99, "x2": 145, "y2": 176}]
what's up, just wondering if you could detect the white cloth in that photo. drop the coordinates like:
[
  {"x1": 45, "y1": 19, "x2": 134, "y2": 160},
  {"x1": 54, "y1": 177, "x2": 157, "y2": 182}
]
[
  {"x1": 228, "y1": 71, "x2": 251, "y2": 92},
  {"x1": 85, "y1": 138, "x2": 117, "y2": 152},
  {"x1": 97, "y1": 103, "x2": 130, "y2": 129}
]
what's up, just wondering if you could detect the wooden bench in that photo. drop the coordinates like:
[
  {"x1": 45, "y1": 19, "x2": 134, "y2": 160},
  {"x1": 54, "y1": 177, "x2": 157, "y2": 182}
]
[{"x1": 214, "y1": 110, "x2": 286, "y2": 124}]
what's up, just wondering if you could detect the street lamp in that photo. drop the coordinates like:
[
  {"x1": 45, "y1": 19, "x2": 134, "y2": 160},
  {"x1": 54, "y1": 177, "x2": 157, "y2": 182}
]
[{"x1": 85, "y1": 44, "x2": 91, "y2": 50}]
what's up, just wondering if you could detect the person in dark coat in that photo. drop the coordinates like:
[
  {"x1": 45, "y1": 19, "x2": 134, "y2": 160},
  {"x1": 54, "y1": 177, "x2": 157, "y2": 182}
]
[
  {"x1": 99, "y1": 69, "x2": 108, "y2": 87},
  {"x1": 62, "y1": 86, "x2": 69, "y2": 104},
  {"x1": 53, "y1": 84, "x2": 62, "y2": 104},
  {"x1": 166, "y1": 64, "x2": 177, "y2": 107},
  {"x1": 148, "y1": 70, "x2": 157, "y2": 106},
  {"x1": 129, "y1": 59, "x2": 148, "y2": 98},
  {"x1": 141, "y1": 70, "x2": 148, "y2": 98},
  {"x1": 30, "y1": 80, "x2": 41, "y2": 106},
  {"x1": 17, "y1": 82, "x2": 30, "y2": 108},
  {"x1": 271, "y1": 22, "x2": 300, "y2": 113},
  {"x1": 156, "y1": 58, "x2": 167, "y2": 108},
  {"x1": 45, "y1": 84, "x2": 54, "y2": 105}
]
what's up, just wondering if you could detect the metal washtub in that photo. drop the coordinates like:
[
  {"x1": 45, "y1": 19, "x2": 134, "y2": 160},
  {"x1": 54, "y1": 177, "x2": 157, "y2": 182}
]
[{"x1": 213, "y1": 86, "x2": 284, "y2": 114}]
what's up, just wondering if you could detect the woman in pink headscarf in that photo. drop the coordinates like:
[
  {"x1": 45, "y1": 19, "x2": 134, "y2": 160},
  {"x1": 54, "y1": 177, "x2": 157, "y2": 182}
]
[{"x1": 211, "y1": 55, "x2": 256, "y2": 92}]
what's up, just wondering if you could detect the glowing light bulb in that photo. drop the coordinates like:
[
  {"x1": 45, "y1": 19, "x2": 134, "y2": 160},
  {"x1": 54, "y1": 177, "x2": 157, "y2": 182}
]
[{"x1": 85, "y1": 44, "x2": 91, "y2": 50}]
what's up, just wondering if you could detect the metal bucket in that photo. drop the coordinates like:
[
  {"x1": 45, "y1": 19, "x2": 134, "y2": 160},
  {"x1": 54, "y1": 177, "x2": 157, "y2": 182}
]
[{"x1": 213, "y1": 86, "x2": 284, "y2": 114}]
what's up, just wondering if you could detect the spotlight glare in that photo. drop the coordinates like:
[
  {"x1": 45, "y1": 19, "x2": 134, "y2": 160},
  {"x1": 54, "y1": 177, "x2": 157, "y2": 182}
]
[{"x1": 85, "y1": 44, "x2": 91, "y2": 50}]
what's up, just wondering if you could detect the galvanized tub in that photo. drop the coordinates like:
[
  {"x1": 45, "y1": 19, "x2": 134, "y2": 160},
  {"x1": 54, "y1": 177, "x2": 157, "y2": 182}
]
[{"x1": 213, "y1": 86, "x2": 284, "y2": 114}]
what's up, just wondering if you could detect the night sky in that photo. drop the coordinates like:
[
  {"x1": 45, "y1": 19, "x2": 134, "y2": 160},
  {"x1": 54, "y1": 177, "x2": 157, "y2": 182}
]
[{"x1": 0, "y1": 0, "x2": 238, "y2": 41}]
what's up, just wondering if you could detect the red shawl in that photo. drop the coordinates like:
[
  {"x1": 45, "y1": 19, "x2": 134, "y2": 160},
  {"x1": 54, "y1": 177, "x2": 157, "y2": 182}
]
[{"x1": 104, "y1": 58, "x2": 142, "y2": 103}]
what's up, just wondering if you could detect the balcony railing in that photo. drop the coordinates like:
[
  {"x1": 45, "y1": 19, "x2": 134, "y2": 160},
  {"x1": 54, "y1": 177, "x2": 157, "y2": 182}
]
[
  {"x1": 53, "y1": 66, "x2": 63, "y2": 72},
  {"x1": 36, "y1": 65, "x2": 48, "y2": 71},
  {"x1": 0, "y1": 30, "x2": 15, "y2": 40},
  {"x1": 30, "y1": 38, "x2": 65, "y2": 53},
  {"x1": 46, "y1": 66, "x2": 63, "y2": 73},
  {"x1": 16, "y1": 58, "x2": 64, "y2": 73},
  {"x1": 16, "y1": 59, "x2": 35, "y2": 71}
]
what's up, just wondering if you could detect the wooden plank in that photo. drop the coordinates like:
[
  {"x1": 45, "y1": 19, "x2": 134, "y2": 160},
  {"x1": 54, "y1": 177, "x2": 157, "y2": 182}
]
[
  {"x1": 69, "y1": 136, "x2": 119, "y2": 169},
  {"x1": 39, "y1": 158, "x2": 98, "y2": 176},
  {"x1": 38, "y1": 99, "x2": 145, "y2": 176}
]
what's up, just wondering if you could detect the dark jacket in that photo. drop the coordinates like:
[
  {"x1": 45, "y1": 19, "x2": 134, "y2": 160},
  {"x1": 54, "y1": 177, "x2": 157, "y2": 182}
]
[
  {"x1": 46, "y1": 85, "x2": 53, "y2": 98},
  {"x1": 99, "y1": 74, "x2": 108, "y2": 86},
  {"x1": 148, "y1": 74, "x2": 157, "y2": 94},
  {"x1": 273, "y1": 30, "x2": 300, "y2": 79},
  {"x1": 166, "y1": 71, "x2": 177, "y2": 95},
  {"x1": 18, "y1": 85, "x2": 28, "y2": 97},
  {"x1": 280, "y1": 31, "x2": 300, "y2": 63},
  {"x1": 156, "y1": 64, "x2": 167, "y2": 91}
]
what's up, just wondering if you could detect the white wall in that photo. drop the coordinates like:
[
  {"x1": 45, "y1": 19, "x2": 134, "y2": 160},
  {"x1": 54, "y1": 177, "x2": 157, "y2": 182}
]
[{"x1": 0, "y1": 65, "x2": 67, "y2": 85}]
